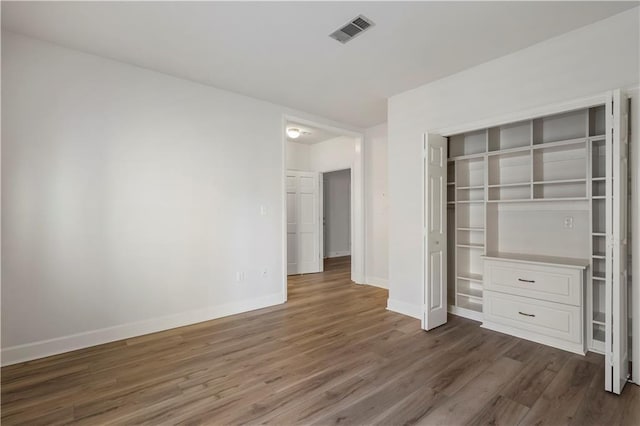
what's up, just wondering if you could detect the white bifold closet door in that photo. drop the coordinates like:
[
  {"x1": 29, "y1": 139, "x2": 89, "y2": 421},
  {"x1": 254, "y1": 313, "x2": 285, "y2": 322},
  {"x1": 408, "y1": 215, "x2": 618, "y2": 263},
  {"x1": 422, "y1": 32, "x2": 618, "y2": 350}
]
[
  {"x1": 287, "y1": 170, "x2": 322, "y2": 275},
  {"x1": 423, "y1": 134, "x2": 448, "y2": 330},
  {"x1": 605, "y1": 89, "x2": 630, "y2": 394}
]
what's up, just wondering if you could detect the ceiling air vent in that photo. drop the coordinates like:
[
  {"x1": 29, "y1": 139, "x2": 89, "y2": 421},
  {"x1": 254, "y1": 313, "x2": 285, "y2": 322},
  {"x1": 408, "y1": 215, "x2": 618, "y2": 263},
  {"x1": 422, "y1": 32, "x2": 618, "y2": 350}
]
[{"x1": 329, "y1": 15, "x2": 375, "y2": 44}]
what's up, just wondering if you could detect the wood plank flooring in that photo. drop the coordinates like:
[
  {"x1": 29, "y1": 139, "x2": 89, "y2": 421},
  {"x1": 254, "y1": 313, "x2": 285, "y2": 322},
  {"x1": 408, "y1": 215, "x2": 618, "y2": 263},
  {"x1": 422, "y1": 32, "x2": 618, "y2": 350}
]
[{"x1": 2, "y1": 256, "x2": 639, "y2": 425}]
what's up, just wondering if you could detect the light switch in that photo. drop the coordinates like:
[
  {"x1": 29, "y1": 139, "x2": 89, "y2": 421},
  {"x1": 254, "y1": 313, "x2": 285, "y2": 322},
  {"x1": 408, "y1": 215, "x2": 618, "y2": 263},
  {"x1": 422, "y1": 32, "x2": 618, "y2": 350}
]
[{"x1": 260, "y1": 205, "x2": 267, "y2": 216}]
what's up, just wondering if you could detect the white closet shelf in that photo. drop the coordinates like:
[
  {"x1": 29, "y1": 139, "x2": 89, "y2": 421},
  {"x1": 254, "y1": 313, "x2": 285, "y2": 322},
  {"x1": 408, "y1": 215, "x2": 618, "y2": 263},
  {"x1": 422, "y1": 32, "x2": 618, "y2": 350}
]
[
  {"x1": 592, "y1": 177, "x2": 606, "y2": 181},
  {"x1": 457, "y1": 273, "x2": 483, "y2": 282},
  {"x1": 456, "y1": 200, "x2": 484, "y2": 204},
  {"x1": 593, "y1": 311, "x2": 605, "y2": 325},
  {"x1": 487, "y1": 182, "x2": 530, "y2": 188},
  {"x1": 531, "y1": 197, "x2": 588, "y2": 202},
  {"x1": 457, "y1": 291, "x2": 482, "y2": 301},
  {"x1": 482, "y1": 252, "x2": 589, "y2": 269},
  {"x1": 457, "y1": 185, "x2": 484, "y2": 190},
  {"x1": 457, "y1": 227, "x2": 484, "y2": 232},
  {"x1": 593, "y1": 326, "x2": 605, "y2": 342},
  {"x1": 447, "y1": 182, "x2": 455, "y2": 186},
  {"x1": 592, "y1": 232, "x2": 606, "y2": 237},
  {"x1": 487, "y1": 145, "x2": 531, "y2": 156},
  {"x1": 448, "y1": 152, "x2": 486, "y2": 161},
  {"x1": 457, "y1": 297, "x2": 483, "y2": 313},
  {"x1": 487, "y1": 198, "x2": 532, "y2": 203},
  {"x1": 589, "y1": 135, "x2": 606, "y2": 141},
  {"x1": 532, "y1": 137, "x2": 587, "y2": 150},
  {"x1": 457, "y1": 243, "x2": 484, "y2": 249},
  {"x1": 533, "y1": 178, "x2": 586, "y2": 185},
  {"x1": 592, "y1": 196, "x2": 606, "y2": 200},
  {"x1": 593, "y1": 275, "x2": 606, "y2": 281}
]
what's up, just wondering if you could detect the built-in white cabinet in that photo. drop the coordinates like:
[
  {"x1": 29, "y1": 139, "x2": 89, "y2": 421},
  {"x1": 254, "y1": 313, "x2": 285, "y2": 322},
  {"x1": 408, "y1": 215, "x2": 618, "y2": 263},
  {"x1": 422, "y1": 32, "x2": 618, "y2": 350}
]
[
  {"x1": 482, "y1": 255, "x2": 588, "y2": 355},
  {"x1": 430, "y1": 89, "x2": 631, "y2": 394}
]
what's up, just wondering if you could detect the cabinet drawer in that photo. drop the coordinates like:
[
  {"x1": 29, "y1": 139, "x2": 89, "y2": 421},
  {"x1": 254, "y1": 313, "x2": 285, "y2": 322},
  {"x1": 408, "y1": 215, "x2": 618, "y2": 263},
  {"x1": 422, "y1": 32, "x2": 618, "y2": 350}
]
[
  {"x1": 484, "y1": 291, "x2": 582, "y2": 343},
  {"x1": 484, "y1": 260, "x2": 582, "y2": 305}
]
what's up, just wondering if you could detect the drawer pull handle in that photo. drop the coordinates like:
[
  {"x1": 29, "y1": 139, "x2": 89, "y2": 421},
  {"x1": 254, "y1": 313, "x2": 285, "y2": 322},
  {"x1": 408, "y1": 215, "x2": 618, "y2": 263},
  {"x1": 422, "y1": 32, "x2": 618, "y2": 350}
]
[
  {"x1": 518, "y1": 311, "x2": 536, "y2": 317},
  {"x1": 518, "y1": 278, "x2": 535, "y2": 283}
]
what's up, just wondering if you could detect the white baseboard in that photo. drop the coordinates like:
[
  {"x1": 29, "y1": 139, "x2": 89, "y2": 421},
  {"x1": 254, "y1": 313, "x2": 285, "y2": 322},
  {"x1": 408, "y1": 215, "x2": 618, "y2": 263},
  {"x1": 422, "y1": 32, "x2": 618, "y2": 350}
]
[
  {"x1": 1, "y1": 292, "x2": 284, "y2": 366},
  {"x1": 327, "y1": 250, "x2": 351, "y2": 258},
  {"x1": 365, "y1": 276, "x2": 388, "y2": 289},
  {"x1": 386, "y1": 298, "x2": 421, "y2": 319}
]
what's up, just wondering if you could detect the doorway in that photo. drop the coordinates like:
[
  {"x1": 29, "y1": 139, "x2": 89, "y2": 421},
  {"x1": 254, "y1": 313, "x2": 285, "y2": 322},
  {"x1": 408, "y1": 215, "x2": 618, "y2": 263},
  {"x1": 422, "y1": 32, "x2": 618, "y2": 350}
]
[
  {"x1": 282, "y1": 115, "x2": 364, "y2": 298},
  {"x1": 323, "y1": 169, "x2": 351, "y2": 273}
]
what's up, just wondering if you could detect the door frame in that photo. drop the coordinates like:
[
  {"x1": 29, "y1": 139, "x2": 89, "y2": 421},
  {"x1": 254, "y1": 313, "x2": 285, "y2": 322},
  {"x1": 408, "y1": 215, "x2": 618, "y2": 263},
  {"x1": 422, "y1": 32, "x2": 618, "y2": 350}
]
[
  {"x1": 281, "y1": 114, "x2": 365, "y2": 301},
  {"x1": 426, "y1": 87, "x2": 640, "y2": 388}
]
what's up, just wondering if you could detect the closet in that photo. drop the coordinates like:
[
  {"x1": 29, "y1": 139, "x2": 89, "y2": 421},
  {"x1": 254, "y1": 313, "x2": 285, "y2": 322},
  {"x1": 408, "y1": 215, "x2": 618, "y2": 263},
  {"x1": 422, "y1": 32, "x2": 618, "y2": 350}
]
[{"x1": 423, "y1": 89, "x2": 630, "y2": 394}]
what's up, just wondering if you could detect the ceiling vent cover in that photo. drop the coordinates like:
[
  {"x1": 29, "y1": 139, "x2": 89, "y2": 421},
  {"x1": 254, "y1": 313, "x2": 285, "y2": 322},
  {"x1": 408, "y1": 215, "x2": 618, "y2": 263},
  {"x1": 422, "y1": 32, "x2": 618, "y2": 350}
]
[{"x1": 329, "y1": 15, "x2": 375, "y2": 44}]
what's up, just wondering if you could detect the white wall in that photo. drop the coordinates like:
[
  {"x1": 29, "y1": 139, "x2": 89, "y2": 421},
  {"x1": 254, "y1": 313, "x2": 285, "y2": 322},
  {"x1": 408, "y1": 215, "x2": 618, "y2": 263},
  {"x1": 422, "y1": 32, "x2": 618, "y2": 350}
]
[
  {"x1": 387, "y1": 8, "x2": 640, "y2": 318},
  {"x1": 286, "y1": 136, "x2": 357, "y2": 173},
  {"x1": 286, "y1": 141, "x2": 310, "y2": 170},
  {"x1": 1, "y1": 32, "x2": 363, "y2": 365},
  {"x1": 309, "y1": 136, "x2": 356, "y2": 172},
  {"x1": 323, "y1": 169, "x2": 351, "y2": 258},
  {"x1": 364, "y1": 123, "x2": 389, "y2": 288}
]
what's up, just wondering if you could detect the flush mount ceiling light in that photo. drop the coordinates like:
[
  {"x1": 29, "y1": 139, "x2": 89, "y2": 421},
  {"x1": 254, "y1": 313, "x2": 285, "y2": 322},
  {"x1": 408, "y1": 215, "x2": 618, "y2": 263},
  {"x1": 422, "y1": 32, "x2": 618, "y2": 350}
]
[{"x1": 287, "y1": 128, "x2": 301, "y2": 139}]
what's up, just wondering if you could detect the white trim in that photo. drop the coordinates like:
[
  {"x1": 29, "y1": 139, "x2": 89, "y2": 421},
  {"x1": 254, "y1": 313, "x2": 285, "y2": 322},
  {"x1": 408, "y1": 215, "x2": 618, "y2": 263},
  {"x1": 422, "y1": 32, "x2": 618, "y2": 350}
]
[
  {"x1": 351, "y1": 136, "x2": 365, "y2": 284},
  {"x1": 386, "y1": 298, "x2": 421, "y2": 319},
  {"x1": 628, "y1": 86, "x2": 640, "y2": 385},
  {"x1": 365, "y1": 276, "x2": 388, "y2": 289},
  {"x1": 2, "y1": 292, "x2": 283, "y2": 366},
  {"x1": 327, "y1": 250, "x2": 351, "y2": 258},
  {"x1": 420, "y1": 135, "x2": 426, "y2": 329},
  {"x1": 281, "y1": 116, "x2": 289, "y2": 302},
  {"x1": 319, "y1": 174, "x2": 324, "y2": 271},
  {"x1": 434, "y1": 92, "x2": 608, "y2": 136}
]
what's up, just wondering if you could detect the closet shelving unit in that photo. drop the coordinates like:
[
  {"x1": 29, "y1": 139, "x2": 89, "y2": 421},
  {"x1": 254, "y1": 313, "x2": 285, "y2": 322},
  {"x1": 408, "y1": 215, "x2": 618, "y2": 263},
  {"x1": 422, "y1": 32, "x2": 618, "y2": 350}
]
[
  {"x1": 589, "y1": 107, "x2": 607, "y2": 352},
  {"x1": 446, "y1": 105, "x2": 607, "y2": 352}
]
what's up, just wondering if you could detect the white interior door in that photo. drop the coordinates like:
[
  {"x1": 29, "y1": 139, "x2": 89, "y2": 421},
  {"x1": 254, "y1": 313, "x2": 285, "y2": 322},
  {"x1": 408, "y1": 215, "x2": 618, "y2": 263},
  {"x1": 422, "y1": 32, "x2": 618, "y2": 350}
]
[
  {"x1": 286, "y1": 172, "x2": 298, "y2": 274},
  {"x1": 605, "y1": 89, "x2": 630, "y2": 394},
  {"x1": 287, "y1": 170, "x2": 321, "y2": 275},
  {"x1": 423, "y1": 134, "x2": 448, "y2": 330}
]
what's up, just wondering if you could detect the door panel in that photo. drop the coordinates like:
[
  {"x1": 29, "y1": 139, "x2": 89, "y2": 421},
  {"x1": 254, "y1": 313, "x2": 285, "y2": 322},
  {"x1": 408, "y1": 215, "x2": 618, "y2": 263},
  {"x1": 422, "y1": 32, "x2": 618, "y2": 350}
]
[
  {"x1": 287, "y1": 172, "x2": 299, "y2": 274},
  {"x1": 423, "y1": 134, "x2": 448, "y2": 330},
  {"x1": 287, "y1": 170, "x2": 321, "y2": 275},
  {"x1": 605, "y1": 89, "x2": 629, "y2": 394}
]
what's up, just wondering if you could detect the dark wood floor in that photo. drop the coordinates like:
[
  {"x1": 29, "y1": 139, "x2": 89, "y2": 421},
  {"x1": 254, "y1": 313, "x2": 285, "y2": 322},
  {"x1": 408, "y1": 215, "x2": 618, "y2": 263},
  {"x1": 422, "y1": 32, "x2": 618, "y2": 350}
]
[{"x1": 2, "y1": 256, "x2": 639, "y2": 425}]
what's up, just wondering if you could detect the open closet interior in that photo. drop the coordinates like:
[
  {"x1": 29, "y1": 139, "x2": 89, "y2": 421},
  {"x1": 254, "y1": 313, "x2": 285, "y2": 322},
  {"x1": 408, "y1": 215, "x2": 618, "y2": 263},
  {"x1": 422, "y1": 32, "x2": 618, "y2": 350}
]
[{"x1": 446, "y1": 104, "x2": 611, "y2": 354}]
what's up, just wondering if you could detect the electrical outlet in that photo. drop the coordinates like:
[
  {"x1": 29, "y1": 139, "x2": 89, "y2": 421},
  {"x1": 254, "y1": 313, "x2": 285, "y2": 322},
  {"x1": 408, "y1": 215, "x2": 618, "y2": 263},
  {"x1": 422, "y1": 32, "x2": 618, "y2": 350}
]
[
  {"x1": 563, "y1": 216, "x2": 574, "y2": 229},
  {"x1": 236, "y1": 271, "x2": 245, "y2": 282}
]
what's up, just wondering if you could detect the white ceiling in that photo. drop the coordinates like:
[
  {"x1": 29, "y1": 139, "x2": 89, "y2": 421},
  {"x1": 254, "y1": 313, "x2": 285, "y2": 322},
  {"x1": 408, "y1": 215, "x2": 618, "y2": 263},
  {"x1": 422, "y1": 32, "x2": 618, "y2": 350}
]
[
  {"x1": 2, "y1": 2, "x2": 636, "y2": 128},
  {"x1": 286, "y1": 121, "x2": 341, "y2": 145}
]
